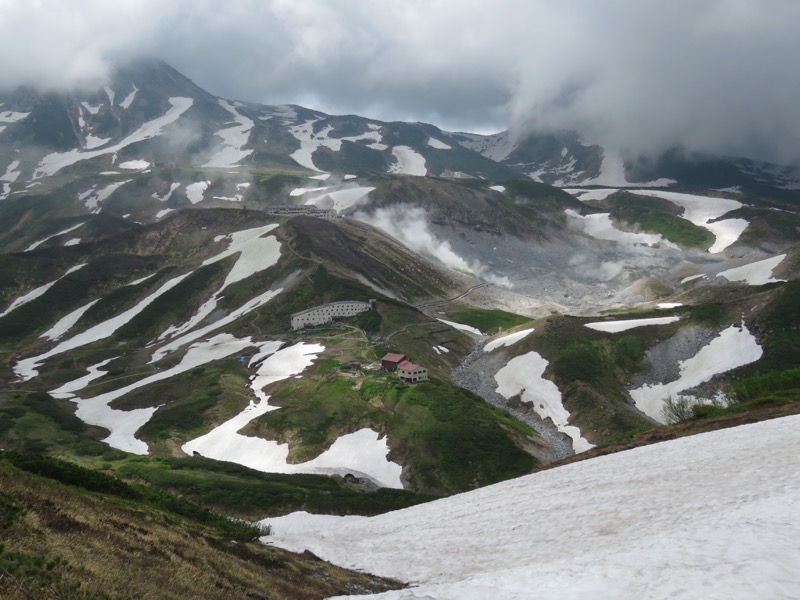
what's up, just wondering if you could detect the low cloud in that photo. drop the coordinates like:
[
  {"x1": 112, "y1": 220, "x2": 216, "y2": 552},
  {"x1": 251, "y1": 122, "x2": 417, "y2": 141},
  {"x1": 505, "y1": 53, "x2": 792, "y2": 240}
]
[
  {"x1": 355, "y1": 204, "x2": 511, "y2": 287},
  {"x1": 2, "y1": 1, "x2": 799, "y2": 163}
]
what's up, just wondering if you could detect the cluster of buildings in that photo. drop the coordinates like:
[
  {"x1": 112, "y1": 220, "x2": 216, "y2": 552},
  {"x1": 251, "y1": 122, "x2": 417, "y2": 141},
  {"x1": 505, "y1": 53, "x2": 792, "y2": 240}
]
[{"x1": 381, "y1": 352, "x2": 429, "y2": 383}]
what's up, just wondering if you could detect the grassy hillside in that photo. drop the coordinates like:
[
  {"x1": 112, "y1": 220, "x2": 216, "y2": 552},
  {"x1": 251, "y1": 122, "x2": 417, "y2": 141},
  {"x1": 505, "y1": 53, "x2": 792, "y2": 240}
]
[
  {"x1": 244, "y1": 371, "x2": 538, "y2": 495},
  {"x1": 0, "y1": 452, "x2": 402, "y2": 599}
]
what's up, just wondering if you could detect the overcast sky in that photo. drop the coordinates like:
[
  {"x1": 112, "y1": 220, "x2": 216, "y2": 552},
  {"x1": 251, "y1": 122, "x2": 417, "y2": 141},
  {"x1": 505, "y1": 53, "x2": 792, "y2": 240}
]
[{"x1": 2, "y1": 0, "x2": 799, "y2": 163}]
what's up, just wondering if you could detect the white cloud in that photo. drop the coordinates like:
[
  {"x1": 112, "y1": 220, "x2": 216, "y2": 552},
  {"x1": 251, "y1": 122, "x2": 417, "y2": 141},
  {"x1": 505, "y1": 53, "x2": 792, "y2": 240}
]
[{"x1": 1, "y1": 1, "x2": 799, "y2": 162}]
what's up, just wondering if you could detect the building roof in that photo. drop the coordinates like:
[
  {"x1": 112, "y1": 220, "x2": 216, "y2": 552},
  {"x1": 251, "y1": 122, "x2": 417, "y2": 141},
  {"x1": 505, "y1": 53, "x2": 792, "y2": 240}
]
[
  {"x1": 398, "y1": 360, "x2": 422, "y2": 371},
  {"x1": 382, "y1": 353, "x2": 406, "y2": 363}
]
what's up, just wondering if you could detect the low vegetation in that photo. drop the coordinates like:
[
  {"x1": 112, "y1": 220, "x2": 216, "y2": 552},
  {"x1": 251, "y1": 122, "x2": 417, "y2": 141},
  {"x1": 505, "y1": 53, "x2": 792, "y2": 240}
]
[
  {"x1": 0, "y1": 452, "x2": 403, "y2": 599},
  {"x1": 609, "y1": 192, "x2": 715, "y2": 248},
  {"x1": 246, "y1": 372, "x2": 538, "y2": 495}
]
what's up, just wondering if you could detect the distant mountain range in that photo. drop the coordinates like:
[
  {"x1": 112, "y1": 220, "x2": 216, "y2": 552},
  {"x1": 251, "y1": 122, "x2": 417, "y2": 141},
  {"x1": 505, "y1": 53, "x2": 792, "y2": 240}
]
[{"x1": 0, "y1": 57, "x2": 798, "y2": 597}]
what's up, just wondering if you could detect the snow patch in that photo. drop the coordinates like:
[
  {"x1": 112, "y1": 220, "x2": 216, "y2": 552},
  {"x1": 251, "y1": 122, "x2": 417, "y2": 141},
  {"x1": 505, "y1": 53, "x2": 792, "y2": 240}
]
[
  {"x1": 427, "y1": 137, "x2": 451, "y2": 150},
  {"x1": 630, "y1": 324, "x2": 763, "y2": 422},
  {"x1": 630, "y1": 190, "x2": 747, "y2": 253},
  {"x1": 717, "y1": 254, "x2": 786, "y2": 285},
  {"x1": 438, "y1": 319, "x2": 483, "y2": 336},
  {"x1": 118, "y1": 160, "x2": 149, "y2": 170},
  {"x1": 119, "y1": 85, "x2": 138, "y2": 109},
  {"x1": 495, "y1": 351, "x2": 593, "y2": 453},
  {"x1": 185, "y1": 181, "x2": 210, "y2": 204},
  {"x1": 484, "y1": 328, "x2": 535, "y2": 352},
  {"x1": 565, "y1": 209, "x2": 676, "y2": 248},
  {"x1": 35, "y1": 97, "x2": 193, "y2": 179},
  {"x1": 585, "y1": 316, "x2": 681, "y2": 332},
  {"x1": 563, "y1": 188, "x2": 619, "y2": 202},
  {"x1": 489, "y1": 185, "x2": 505, "y2": 193},
  {"x1": 40, "y1": 299, "x2": 100, "y2": 341},
  {"x1": 15, "y1": 271, "x2": 192, "y2": 381},
  {"x1": 203, "y1": 99, "x2": 254, "y2": 168},
  {"x1": 269, "y1": 415, "x2": 800, "y2": 600},
  {"x1": 0, "y1": 264, "x2": 86, "y2": 319},
  {"x1": 389, "y1": 146, "x2": 426, "y2": 176},
  {"x1": 68, "y1": 334, "x2": 256, "y2": 454},
  {"x1": 183, "y1": 342, "x2": 403, "y2": 488},
  {"x1": 25, "y1": 222, "x2": 84, "y2": 251},
  {"x1": 304, "y1": 186, "x2": 375, "y2": 212}
]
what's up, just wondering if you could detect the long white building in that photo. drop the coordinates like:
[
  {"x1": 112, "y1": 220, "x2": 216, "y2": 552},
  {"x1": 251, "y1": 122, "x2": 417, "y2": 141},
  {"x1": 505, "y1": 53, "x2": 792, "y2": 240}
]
[{"x1": 291, "y1": 300, "x2": 375, "y2": 330}]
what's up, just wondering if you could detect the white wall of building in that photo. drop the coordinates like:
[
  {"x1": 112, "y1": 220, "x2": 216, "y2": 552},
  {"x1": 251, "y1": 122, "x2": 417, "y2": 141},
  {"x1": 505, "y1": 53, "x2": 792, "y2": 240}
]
[{"x1": 291, "y1": 300, "x2": 373, "y2": 330}]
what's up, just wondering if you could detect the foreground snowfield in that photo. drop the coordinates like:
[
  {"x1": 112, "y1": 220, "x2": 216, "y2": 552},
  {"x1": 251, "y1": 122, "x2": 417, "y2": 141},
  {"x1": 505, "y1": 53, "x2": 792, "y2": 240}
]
[{"x1": 267, "y1": 414, "x2": 800, "y2": 600}]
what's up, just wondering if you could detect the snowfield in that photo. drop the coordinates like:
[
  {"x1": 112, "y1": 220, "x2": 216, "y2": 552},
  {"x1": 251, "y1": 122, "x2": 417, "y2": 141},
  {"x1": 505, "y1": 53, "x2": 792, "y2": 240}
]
[
  {"x1": 494, "y1": 351, "x2": 593, "y2": 453},
  {"x1": 35, "y1": 97, "x2": 193, "y2": 179},
  {"x1": 203, "y1": 100, "x2": 254, "y2": 168},
  {"x1": 717, "y1": 254, "x2": 786, "y2": 285},
  {"x1": 60, "y1": 334, "x2": 256, "y2": 454},
  {"x1": 389, "y1": 146, "x2": 426, "y2": 176},
  {"x1": 437, "y1": 319, "x2": 482, "y2": 336},
  {"x1": 565, "y1": 208, "x2": 676, "y2": 247},
  {"x1": 183, "y1": 342, "x2": 403, "y2": 487},
  {"x1": 483, "y1": 328, "x2": 535, "y2": 352},
  {"x1": 25, "y1": 222, "x2": 84, "y2": 252},
  {"x1": 185, "y1": 181, "x2": 210, "y2": 204},
  {"x1": 0, "y1": 264, "x2": 86, "y2": 318},
  {"x1": 630, "y1": 190, "x2": 748, "y2": 253},
  {"x1": 267, "y1": 414, "x2": 800, "y2": 600},
  {"x1": 630, "y1": 324, "x2": 763, "y2": 422},
  {"x1": 585, "y1": 316, "x2": 680, "y2": 332}
]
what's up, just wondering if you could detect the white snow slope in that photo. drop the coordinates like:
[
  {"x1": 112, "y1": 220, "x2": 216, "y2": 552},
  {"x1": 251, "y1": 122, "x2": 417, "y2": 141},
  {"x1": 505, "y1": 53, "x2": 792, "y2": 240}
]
[
  {"x1": 268, "y1": 414, "x2": 800, "y2": 600},
  {"x1": 494, "y1": 352, "x2": 593, "y2": 453},
  {"x1": 630, "y1": 324, "x2": 763, "y2": 422}
]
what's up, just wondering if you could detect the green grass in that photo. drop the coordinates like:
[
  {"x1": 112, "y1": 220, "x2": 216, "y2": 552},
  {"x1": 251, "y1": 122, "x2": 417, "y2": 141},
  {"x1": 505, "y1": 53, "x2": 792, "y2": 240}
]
[
  {"x1": 445, "y1": 307, "x2": 531, "y2": 334},
  {"x1": 115, "y1": 455, "x2": 434, "y2": 518},
  {"x1": 609, "y1": 193, "x2": 715, "y2": 248},
  {"x1": 247, "y1": 373, "x2": 537, "y2": 495}
]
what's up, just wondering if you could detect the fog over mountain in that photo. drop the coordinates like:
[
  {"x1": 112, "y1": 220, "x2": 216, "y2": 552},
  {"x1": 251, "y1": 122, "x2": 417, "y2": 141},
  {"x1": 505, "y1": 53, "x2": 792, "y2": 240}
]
[{"x1": 2, "y1": 0, "x2": 799, "y2": 164}]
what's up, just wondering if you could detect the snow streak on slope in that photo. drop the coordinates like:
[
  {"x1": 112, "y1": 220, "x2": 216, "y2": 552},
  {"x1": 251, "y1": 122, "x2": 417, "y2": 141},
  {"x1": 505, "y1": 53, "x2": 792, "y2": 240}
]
[
  {"x1": 203, "y1": 100, "x2": 254, "y2": 168},
  {"x1": 0, "y1": 159, "x2": 20, "y2": 198},
  {"x1": 118, "y1": 85, "x2": 138, "y2": 109},
  {"x1": 25, "y1": 222, "x2": 84, "y2": 251},
  {"x1": 0, "y1": 264, "x2": 86, "y2": 318},
  {"x1": 268, "y1": 414, "x2": 800, "y2": 600},
  {"x1": 717, "y1": 254, "x2": 786, "y2": 285},
  {"x1": 437, "y1": 319, "x2": 482, "y2": 336},
  {"x1": 288, "y1": 119, "x2": 384, "y2": 172},
  {"x1": 155, "y1": 224, "x2": 281, "y2": 353},
  {"x1": 183, "y1": 342, "x2": 403, "y2": 487},
  {"x1": 39, "y1": 299, "x2": 100, "y2": 341},
  {"x1": 456, "y1": 130, "x2": 516, "y2": 162},
  {"x1": 61, "y1": 334, "x2": 256, "y2": 454},
  {"x1": 80, "y1": 180, "x2": 130, "y2": 213},
  {"x1": 630, "y1": 190, "x2": 748, "y2": 253},
  {"x1": 427, "y1": 137, "x2": 451, "y2": 150},
  {"x1": 388, "y1": 146, "x2": 426, "y2": 176},
  {"x1": 483, "y1": 328, "x2": 535, "y2": 352},
  {"x1": 494, "y1": 352, "x2": 593, "y2": 453},
  {"x1": 14, "y1": 272, "x2": 192, "y2": 380},
  {"x1": 585, "y1": 316, "x2": 680, "y2": 332},
  {"x1": 34, "y1": 97, "x2": 193, "y2": 179},
  {"x1": 152, "y1": 182, "x2": 181, "y2": 202},
  {"x1": 629, "y1": 324, "x2": 763, "y2": 421}
]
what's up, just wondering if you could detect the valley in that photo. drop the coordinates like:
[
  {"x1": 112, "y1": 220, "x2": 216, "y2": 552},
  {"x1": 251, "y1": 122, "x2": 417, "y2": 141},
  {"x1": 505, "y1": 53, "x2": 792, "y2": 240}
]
[{"x1": 0, "y1": 58, "x2": 798, "y2": 598}]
